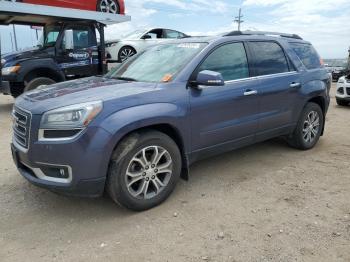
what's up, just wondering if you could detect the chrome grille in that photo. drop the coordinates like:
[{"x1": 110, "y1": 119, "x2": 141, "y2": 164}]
[{"x1": 12, "y1": 107, "x2": 31, "y2": 149}]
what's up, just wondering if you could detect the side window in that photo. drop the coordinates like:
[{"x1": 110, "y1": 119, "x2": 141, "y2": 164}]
[
  {"x1": 290, "y1": 43, "x2": 321, "y2": 70},
  {"x1": 146, "y1": 29, "x2": 163, "y2": 39},
  {"x1": 165, "y1": 30, "x2": 181, "y2": 39},
  {"x1": 46, "y1": 31, "x2": 59, "y2": 45},
  {"x1": 62, "y1": 26, "x2": 96, "y2": 50},
  {"x1": 198, "y1": 43, "x2": 249, "y2": 81},
  {"x1": 249, "y1": 42, "x2": 290, "y2": 76}
]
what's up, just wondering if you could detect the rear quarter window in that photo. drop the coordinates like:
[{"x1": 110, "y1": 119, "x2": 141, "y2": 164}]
[{"x1": 290, "y1": 43, "x2": 321, "y2": 70}]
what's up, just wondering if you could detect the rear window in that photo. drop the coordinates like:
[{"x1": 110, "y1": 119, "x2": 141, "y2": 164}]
[
  {"x1": 290, "y1": 43, "x2": 321, "y2": 70},
  {"x1": 248, "y1": 41, "x2": 290, "y2": 76}
]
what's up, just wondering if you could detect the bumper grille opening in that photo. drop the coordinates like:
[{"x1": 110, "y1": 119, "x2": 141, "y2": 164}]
[{"x1": 337, "y1": 87, "x2": 344, "y2": 95}]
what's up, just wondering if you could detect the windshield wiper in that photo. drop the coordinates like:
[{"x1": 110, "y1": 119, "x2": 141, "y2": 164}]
[{"x1": 114, "y1": 76, "x2": 138, "y2": 82}]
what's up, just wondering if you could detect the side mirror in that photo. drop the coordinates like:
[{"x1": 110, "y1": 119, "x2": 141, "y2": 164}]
[
  {"x1": 141, "y1": 34, "x2": 152, "y2": 40},
  {"x1": 192, "y1": 70, "x2": 225, "y2": 89}
]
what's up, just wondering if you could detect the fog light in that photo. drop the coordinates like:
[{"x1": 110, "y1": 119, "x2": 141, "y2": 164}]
[{"x1": 40, "y1": 166, "x2": 70, "y2": 179}]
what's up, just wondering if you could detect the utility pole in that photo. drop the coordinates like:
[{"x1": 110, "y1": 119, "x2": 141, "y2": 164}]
[{"x1": 234, "y1": 8, "x2": 244, "y2": 31}]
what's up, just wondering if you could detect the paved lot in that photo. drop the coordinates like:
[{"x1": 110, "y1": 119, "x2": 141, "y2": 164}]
[{"x1": 0, "y1": 84, "x2": 349, "y2": 262}]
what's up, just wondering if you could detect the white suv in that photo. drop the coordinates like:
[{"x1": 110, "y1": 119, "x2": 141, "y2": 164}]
[{"x1": 336, "y1": 76, "x2": 350, "y2": 106}]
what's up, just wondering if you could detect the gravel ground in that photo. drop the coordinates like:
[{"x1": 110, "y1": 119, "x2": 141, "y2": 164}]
[{"x1": 0, "y1": 84, "x2": 349, "y2": 262}]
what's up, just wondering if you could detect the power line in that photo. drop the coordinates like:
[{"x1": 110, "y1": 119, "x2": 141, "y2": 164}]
[{"x1": 234, "y1": 8, "x2": 244, "y2": 31}]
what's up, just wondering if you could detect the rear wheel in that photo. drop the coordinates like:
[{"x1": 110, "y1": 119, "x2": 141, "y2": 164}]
[
  {"x1": 24, "y1": 77, "x2": 56, "y2": 93},
  {"x1": 287, "y1": 102, "x2": 324, "y2": 150},
  {"x1": 107, "y1": 130, "x2": 182, "y2": 211},
  {"x1": 336, "y1": 99, "x2": 349, "y2": 106},
  {"x1": 97, "y1": 0, "x2": 120, "y2": 14}
]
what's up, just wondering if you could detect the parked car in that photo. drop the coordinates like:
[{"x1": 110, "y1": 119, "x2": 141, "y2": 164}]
[
  {"x1": 11, "y1": 31, "x2": 331, "y2": 211},
  {"x1": 324, "y1": 59, "x2": 347, "y2": 82},
  {"x1": 336, "y1": 75, "x2": 350, "y2": 106},
  {"x1": 105, "y1": 28, "x2": 188, "y2": 62},
  {"x1": 6, "y1": 0, "x2": 125, "y2": 14}
]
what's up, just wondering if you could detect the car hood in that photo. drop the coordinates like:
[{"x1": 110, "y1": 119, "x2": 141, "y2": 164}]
[
  {"x1": 15, "y1": 77, "x2": 158, "y2": 114},
  {"x1": 1, "y1": 47, "x2": 51, "y2": 66}
]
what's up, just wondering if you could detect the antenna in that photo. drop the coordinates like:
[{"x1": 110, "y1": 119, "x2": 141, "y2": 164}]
[{"x1": 234, "y1": 8, "x2": 244, "y2": 31}]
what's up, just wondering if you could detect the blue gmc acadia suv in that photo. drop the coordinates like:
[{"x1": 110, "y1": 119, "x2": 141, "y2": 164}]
[{"x1": 11, "y1": 31, "x2": 331, "y2": 211}]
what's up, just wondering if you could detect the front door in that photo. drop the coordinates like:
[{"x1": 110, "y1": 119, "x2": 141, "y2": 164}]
[
  {"x1": 56, "y1": 25, "x2": 98, "y2": 78},
  {"x1": 190, "y1": 42, "x2": 260, "y2": 153}
]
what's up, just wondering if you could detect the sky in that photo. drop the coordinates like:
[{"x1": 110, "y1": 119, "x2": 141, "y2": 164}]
[{"x1": 1, "y1": 0, "x2": 350, "y2": 58}]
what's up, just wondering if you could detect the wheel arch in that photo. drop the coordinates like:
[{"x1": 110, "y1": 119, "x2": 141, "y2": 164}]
[
  {"x1": 306, "y1": 96, "x2": 327, "y2": 135},
  {"x1": 23, "y1": 67, "x2": 65, "y2": 84},
  {"x1": 110, "y1": 123, "x2": 189, "y2": 180}
]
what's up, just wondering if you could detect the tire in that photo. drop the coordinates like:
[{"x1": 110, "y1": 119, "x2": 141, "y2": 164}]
[
  {"x1": 287, "y1": 102, "x2": 324, "y2": 150},
  {"x1": 336, "y1": 99, "x2": 348, "y2": 106},
  {"x1": 118, "y1": 46, "x2": 137, "y2": 62},
  {"x1": 97, "y1": 0, "x2": 120, "y2": 14},
  {"x1": 24, "y1": 77, "x2": 56, "y2": 93},
  {"x1": 107, "y1": 130, "x2": 182, "y2": 211}
]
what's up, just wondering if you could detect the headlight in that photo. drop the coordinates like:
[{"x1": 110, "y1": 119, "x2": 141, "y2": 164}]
[
  {"x1": 338, "y1": 79, "x2": 345, "y2": 84},
  {"x1": 1, "y1": 58, "x2": 6, "y2": 65},
  {"x1": 40, "y1": 101, "x2": 103, "y2": 129},
  {"x1": 2, "y1": 65, "x2": 21, "y2": 75}
]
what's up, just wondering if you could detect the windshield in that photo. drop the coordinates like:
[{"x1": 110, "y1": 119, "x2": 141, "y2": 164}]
[
  {"x1": 107, "y1": 43, "x2": 207, "y2": 83},
  {"x1": 42, "y1": 25, "x2": 61, "y2": 48},
  {"x1": 123, "y1": 29, "x2": 146, "y2": 39}
]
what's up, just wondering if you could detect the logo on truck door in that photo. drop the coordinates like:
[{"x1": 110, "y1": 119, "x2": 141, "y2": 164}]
[{"x1": 68, "y1": 52, "x2": 90, "y2": 60}]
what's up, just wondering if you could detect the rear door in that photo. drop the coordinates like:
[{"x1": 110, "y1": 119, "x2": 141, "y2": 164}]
[
  {"x1": 246, "y1": 41, "x2": 301, "y2": 141},
  {"x1": 189, "y1": 42, "x2": 260, "y2": 153}
]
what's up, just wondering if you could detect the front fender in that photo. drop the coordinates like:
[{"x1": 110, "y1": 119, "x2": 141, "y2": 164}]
[
  {"x1": 17, "y1": 58, "x2": 65, "y2": 82},
  {"x1": 100, "y1": 102, "x2": 190, "y2": 155}
]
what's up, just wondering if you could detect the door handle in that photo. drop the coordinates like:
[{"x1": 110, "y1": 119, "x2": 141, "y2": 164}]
[
  {"x1": 244, "y1": 90, "x2": 258, "y2": 96},
  {"x1": 290, "y1": 82, "x2": 301, "y2": 88}
]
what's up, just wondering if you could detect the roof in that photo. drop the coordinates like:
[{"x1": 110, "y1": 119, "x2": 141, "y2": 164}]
[
  {"x1": 0, "y1": 1, "x2": 130, "y2": 26},
  {"x1": 223, "y1": 30, "x2": 303, "y2": 40}
]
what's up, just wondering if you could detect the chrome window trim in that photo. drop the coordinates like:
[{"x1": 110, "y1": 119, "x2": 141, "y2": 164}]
[
  {"x1": 38, "y1": 128, "x2": 84, "y2": 142},
  {"x1": 224, "y1": 71, "x2": 298, "y2": 84},
  {"x1": 22, "y1": 162, "x2": 73, "y2": 184}
]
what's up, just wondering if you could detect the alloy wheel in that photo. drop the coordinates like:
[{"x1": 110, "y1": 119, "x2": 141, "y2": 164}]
[
  {"x1": 125, "y1": 146, "x2": 173, "y2": 200},
  {"x1": 302, "y1": 111, "x2": 320, "y2": 143},
  {"x1": 120, "y1": 48, "x2": 136, "y2": 62},
  {"x1": 99, "y1": 0, "x2": 119, "y2": 14}
]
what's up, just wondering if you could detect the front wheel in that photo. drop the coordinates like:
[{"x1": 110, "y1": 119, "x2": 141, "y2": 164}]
[
  {"x1": 24, "y1": 77, "x2": 56, "y2": 93},
  {"x1": 118, "y1": 46, "x2": 137, "y2": 62},
  {"x1": 287, "y1": 102, "x2": 324, "y2": 150},
  {"x1": 97, "y1": 0, "x2": 120, "y2": 14},
  {"x1": 107, "y1": 130, "x2": 182, "y2": 211}
]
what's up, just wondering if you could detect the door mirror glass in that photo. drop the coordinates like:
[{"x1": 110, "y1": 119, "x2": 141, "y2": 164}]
[{"x1": 194, "y1": 70, "x2": 225, "y2": 87}]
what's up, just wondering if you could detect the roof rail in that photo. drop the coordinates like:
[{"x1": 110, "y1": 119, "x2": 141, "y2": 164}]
[{"x1": 223, "y1": 30, "x2": 303, "y2": 40}]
